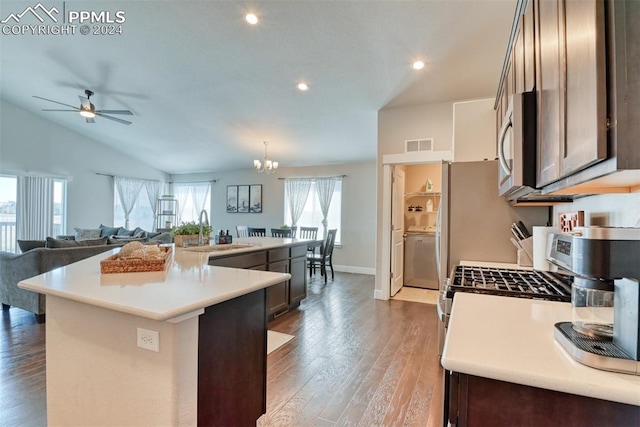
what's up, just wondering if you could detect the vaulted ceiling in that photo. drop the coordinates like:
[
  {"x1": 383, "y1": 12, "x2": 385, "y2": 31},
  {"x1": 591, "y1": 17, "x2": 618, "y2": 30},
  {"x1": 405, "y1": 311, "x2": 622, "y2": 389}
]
[{"x1": 0, "y1": 1, "x2": 515, "y2": 174}]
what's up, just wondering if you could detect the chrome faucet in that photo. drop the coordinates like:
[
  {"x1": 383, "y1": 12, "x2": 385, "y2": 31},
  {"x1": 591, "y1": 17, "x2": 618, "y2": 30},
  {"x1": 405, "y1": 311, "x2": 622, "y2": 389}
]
[{"x1": 198, "y1": 209, "x2": 209, "y2": 246}]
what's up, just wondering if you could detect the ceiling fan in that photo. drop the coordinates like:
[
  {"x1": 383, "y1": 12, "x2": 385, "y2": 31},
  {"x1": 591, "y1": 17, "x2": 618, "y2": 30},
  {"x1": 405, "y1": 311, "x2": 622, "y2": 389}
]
[{"x1": 33, "y1": 89, "x2": 134, "y2": 125}]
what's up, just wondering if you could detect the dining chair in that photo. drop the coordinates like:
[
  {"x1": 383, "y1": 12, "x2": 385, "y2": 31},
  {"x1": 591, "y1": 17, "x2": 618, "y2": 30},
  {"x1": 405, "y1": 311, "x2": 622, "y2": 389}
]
[
  {"x1": 307, "y1": 229, "x2": 337, "y2": 283},
  {"x1": 247, "y1": 227, "x2": 266, "y2": 237},
  {"x1": 236, "y1": 225, "x2": 249, "y2": 238},
  {"x1": 271, "y1": 228, "x2": 293, "y2": 238},
  {"x1": 298, "y1": 226, "x2": 318, "y2": 240}
]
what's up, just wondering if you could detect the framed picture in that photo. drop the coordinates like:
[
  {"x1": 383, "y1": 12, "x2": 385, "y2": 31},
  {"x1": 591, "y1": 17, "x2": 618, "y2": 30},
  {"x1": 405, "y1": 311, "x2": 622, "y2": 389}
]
[
  {"x1": 249, "y1": 184, "x2": 262, "y2": 213},
  {"x1": 237, "y1": 185, "x2": 250, "y2": 213},
  {"x1": 226, "y1": 186, "x2": 238, "y2": 213}
]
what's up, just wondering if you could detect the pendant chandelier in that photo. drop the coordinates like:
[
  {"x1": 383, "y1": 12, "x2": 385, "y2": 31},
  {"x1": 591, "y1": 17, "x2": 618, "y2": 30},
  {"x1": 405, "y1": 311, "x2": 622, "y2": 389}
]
[{"x1": 253, "y1": 141, "x2": 278, "y2": 174}]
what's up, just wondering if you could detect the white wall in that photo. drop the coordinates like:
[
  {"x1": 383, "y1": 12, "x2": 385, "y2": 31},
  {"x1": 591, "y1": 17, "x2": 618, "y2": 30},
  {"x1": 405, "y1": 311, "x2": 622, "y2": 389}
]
[
  {"x1": 171, "y1": 161, "x2": 377, "y2": 272},
  {"x1": 0, "y1": 100, "x2": 168, "y2": 233},
  {"x1": 553, "y1": 193, "x2": 640, "y2": 227}
]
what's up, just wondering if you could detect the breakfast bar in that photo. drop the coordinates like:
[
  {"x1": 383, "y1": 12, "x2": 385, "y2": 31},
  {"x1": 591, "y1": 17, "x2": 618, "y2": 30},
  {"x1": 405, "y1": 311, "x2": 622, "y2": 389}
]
[{"x1": 18, "y1": 243, "x2": 292, "y2": 426}]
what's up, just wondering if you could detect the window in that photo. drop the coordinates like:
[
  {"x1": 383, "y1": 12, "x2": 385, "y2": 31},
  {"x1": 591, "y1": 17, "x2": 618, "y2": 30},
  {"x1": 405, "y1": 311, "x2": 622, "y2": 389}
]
[
  {"x1": 113, "y1": 191, "x2": 154, "y2": 231},
  {"x1": 0, "y1": 176, "x2": 17, "y2": 252},
  {"x1": 173, "y1": 183, "x2": 211, "y2": 224},
  {"x1": 0, "y1": 175, "x2": 66, "y2": 252},
  {"x1": 284, "y1": 180, "x2": 342, "y2": 245},
  {"x1": 53, "y1": 180, "x2": 67, "y2": 238}
]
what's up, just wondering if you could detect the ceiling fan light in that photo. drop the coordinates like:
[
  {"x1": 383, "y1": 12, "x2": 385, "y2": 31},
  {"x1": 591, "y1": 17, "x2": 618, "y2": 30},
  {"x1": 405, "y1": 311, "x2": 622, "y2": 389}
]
[{"x1": 80, "y1": 109, "x2": 95, "y2": 118}]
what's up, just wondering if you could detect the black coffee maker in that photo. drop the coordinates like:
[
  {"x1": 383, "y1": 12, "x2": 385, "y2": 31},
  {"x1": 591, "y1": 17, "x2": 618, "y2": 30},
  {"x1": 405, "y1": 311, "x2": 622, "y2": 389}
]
[{"x1": 548, "y1": 227, "x2": 640, "y2": 375}]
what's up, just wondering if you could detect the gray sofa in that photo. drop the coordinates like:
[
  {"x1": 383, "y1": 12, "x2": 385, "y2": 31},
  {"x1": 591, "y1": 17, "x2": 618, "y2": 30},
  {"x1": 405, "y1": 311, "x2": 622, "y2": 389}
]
[{"x1": 0, "y1": 245, "x2": 118, "y2": 322}]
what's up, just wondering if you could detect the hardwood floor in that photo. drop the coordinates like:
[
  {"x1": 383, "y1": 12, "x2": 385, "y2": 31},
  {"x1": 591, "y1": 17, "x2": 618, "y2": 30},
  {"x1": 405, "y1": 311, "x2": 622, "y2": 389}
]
[
  {"x1": 0, "y1": 305, "x2": 47, "y2": 427},
  {"x1": 0, "y1": 273, "x2": 444, "y2": 426},
  {"x1": 261, "y1": 273, "x2": 444, "y2": 427}
]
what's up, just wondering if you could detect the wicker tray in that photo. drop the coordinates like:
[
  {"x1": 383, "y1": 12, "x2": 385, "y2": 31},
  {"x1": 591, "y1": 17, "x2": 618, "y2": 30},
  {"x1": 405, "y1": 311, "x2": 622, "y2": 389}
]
[{"x1": 100, "y1": 246, "x2": 172, "y2": 274}]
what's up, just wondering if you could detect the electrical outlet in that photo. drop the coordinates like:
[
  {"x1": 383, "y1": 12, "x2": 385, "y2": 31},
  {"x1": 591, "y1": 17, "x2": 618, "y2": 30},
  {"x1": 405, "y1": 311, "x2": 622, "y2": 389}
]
[{"x1": 137, "y1": 327, "x2": 159, "y2": 352}]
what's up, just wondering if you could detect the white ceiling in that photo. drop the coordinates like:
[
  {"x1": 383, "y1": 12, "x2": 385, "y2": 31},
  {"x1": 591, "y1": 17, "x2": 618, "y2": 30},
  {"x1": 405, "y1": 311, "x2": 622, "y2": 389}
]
[{"x1": 0, "y1": 1, "x2": 515, "y2": 174}]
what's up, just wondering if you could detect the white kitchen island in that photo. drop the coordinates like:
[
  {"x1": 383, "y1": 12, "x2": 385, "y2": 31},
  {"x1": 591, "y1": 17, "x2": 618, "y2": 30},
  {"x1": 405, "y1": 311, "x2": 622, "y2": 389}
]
[
  {"x1": 19, "y1": 244, "x2": 292, "y2": 426},
  {"x1": 441, "y1": 293, "x2": 640, "y2": 426}
]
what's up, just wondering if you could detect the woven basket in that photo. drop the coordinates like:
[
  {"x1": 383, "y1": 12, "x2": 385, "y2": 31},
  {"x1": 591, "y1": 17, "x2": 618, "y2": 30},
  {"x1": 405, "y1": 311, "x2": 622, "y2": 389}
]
[{"x1": 100, "y1": 246, "x2": 172, "y2": 274}]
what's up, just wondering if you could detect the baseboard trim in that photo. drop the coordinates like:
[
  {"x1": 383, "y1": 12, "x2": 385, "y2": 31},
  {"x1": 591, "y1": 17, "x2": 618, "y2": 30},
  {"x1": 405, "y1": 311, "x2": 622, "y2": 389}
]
[
  {"x1": 374, "y1": 290, "x2": 387, "y2": 300},
  {"x1": 333, "y1": 265, "x2": 375, "y2": 275}
]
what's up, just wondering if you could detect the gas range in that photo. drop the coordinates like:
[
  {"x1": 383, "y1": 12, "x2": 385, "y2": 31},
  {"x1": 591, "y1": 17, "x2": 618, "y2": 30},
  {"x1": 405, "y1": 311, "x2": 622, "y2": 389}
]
[{"x1": 447, "y1": 265, "x2": 572, "y2": 302}]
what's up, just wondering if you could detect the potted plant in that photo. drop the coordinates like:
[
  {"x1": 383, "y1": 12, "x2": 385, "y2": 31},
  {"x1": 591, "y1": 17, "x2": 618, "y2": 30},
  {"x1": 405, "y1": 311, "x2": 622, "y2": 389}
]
[{"x1": 171, "y1": 221, "x2": 213, "y2": 247}]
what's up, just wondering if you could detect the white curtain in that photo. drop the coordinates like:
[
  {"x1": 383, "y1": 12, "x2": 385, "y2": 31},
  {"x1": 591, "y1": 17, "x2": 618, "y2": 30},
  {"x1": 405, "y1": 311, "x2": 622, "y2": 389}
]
[
  {"x1": 16, "y1": 176, "x2": 55, "y2": 240},
  {"x1": 173, "y1": 184, "x2": 190, "y2": 224},
  {"x1": 115, "y1": 176, "x2": 144, "y2": 229},
  {"x1": 315, "y1": 177, "x2": 340, "y2": 238},
  {"x1": 191, "y1": 183, "x2": 211, "y2": 216},
  {"x1": 285, "y1": 179, "x2": 313, "y2": 227},
  {"x1": 144, "y1": 180, "x2": 162, "y2": 231}
]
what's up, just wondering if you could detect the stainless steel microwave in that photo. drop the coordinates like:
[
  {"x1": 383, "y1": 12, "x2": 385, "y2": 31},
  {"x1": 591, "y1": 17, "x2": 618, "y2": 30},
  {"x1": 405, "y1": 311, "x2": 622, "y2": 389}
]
[{"x1": 497, "y1": 91, "x2": 537, "y2": 198}]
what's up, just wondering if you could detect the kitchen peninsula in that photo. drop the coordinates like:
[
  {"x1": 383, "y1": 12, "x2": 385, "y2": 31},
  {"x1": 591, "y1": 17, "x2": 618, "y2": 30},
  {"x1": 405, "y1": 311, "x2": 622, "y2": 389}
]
[{"x1": 18, "y1": 237, "x2": 310, "y2": 426}]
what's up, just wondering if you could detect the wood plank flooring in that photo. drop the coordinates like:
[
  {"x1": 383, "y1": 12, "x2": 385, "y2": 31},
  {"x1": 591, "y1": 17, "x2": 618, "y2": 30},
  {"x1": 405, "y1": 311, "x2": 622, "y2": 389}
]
[
  {"x1": 260, "y1": 273, "x2": 444, "y2": 427},
  {"x1": 0, "y1": 273, "x2": 443, "y2": 426}
]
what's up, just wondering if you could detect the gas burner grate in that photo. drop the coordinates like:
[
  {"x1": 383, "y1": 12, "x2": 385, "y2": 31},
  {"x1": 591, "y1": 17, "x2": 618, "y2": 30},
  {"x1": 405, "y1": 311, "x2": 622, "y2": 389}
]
[{"x1": 447, "y1": 265, "x2": 572, "y2": 302}]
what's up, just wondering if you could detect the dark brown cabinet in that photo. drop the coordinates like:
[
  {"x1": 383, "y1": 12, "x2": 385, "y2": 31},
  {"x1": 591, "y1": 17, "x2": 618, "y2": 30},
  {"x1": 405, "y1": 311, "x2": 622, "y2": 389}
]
[
  {"x1": 208, "y1": 242, "x2": 308, "y2": 321},
  {"x1": 535, "y1": 0, "x2": 607, "y2": 187},
  {"x1": 445, "y1": 371, "x2": 640, "y2": 426}
]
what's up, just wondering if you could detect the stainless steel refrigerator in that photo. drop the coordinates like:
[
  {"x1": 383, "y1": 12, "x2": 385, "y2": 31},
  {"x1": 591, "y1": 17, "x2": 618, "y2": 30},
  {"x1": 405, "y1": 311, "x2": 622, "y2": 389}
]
[{"x1": 435, "y1": 160, "x2": 549, "y2": 288}]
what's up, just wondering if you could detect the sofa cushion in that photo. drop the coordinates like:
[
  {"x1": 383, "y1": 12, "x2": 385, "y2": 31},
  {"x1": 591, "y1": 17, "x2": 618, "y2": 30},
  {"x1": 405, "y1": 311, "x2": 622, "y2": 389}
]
[
  {"x1": 99, "y1": 224, "x2": 123, "y2": 238},
  {"x1": 46, "y1": 237, "x2": 108, "y2": 248},
  {"x1": 17, "y1": 239, "x2": 46, "y2": 253},
  {"x1": 132, "y1": 227, "x2": 146, "y2": 238},
  {"x1": 75, "y1": 228, "x2": 101, "y2": 241}
]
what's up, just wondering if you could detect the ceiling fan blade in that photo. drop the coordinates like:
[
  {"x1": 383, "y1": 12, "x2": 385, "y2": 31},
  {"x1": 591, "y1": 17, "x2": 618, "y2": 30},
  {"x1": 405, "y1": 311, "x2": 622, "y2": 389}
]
[
  {"x1": 41, "y1": 109, "x2": 78, "y2": 112},
  {"x1": 95, "y1": 112, "x2": 132, "y2": 125},
  {"x1": 95, "y1": 109, "x2": 133, "y2": 115},
  {"x1": 33, "y1": 96, "x2": 78, "y2": 110},
  {"x1": 86, "y1": 117, "x2": 96, "y2": 124},
  {"x1": 79, "y1": 95, "x2": 91, "y2": 109}
]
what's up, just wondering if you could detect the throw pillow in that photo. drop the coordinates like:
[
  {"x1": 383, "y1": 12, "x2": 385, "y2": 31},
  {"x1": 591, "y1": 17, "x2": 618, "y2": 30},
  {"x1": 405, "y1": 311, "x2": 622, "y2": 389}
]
[
  {"x1": 46, "y1": 237, "x2": 108, "y2": 248},
  {"x1": 17, "y1": 239, "x2": 46, "y2": 253},
  {"x1": 146, "y1": 231, "x2": 162, "y2": 239},
  {"x1": 117, "y1": 228, "x2": 136, "y2": 237},
  {"x1": 108, "y1": 236, "x2": 147, "y2": 245},
  {"x1": 99, "y1": 224, "x2": 123, "y2": 237},
  {"x1": 133, "y1": 227, "x2": 147, "y2": 238},
  {"x1": 75, "y1": 228, "x2": 101, "y2": 241}
]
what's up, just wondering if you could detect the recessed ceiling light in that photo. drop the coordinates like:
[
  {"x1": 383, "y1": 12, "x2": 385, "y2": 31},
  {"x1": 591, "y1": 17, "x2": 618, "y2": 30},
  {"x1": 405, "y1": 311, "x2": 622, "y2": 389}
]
[
  {"x1": 412, "y1": 61, "x2": 425, "y2": 70},
  {"x1": 297, "y1": 82, "x2": 309, "y2": 91},
  {"x1": 245, "y1": 13, "x2": 259, "y2": 25}
]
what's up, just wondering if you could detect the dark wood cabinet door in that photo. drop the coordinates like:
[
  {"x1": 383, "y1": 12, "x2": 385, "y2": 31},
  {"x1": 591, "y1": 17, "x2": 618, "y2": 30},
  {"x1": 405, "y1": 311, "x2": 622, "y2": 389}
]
[
  {"x1": 198, "y1": 289, "x2": 267, "y2": 426},
  {"x1": 267, "y1": 260, "x2": 289, "y2": 317},
  {"x1": 523, "y1": 0, "x2": 536, "y2": 92},
  {"x1": 289, "y1": 256, "x2": 307, "y2": 305},
  {"x1": 513, "y1": 19, "x2": 525, "y2": 95},
  {"x1": 561, "y1": 0, "x2": 607, "y2": 177},
  {"x1": 447, "y1": 372, "x2": 640, "y2": 427},
  {"x1": 535, "y1": 0, "x2": 563, "y2": 187}
]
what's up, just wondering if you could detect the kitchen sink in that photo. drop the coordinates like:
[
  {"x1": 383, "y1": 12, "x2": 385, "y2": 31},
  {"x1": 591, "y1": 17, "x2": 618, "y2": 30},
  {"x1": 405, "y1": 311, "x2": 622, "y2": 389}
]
[{"x1": 182, "y1": 243, "x2": 253, "y2": 252}]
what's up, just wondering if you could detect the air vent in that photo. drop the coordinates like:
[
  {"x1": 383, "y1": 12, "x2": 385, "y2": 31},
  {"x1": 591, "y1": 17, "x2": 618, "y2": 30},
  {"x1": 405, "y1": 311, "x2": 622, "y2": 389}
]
[{"x1": 405, "y1": 138, "x2": 433, "y2": 153}]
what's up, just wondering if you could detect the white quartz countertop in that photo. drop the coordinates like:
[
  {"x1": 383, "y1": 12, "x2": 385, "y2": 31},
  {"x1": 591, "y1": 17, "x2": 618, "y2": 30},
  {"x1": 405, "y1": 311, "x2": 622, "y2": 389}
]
[
  {"x1": 441, "y1": 292, "x2": 640, "y2": 406},
  {"x1": 18, "y1": 242, "x2": 293, "y2": 322}
]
